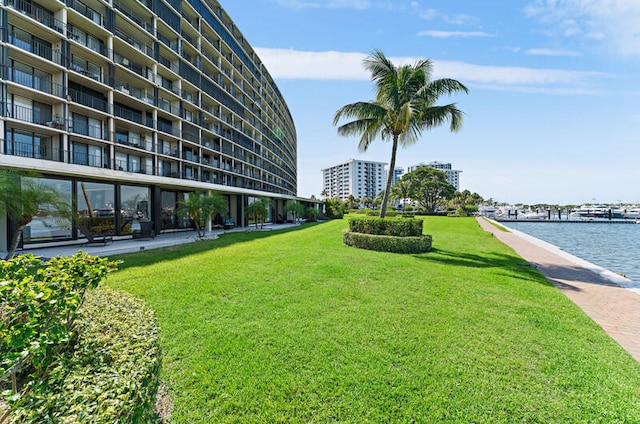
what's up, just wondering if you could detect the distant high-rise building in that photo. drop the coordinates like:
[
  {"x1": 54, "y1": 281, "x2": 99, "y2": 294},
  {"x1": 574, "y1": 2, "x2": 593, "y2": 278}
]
[
  {"x1": 407, "y1": 161, "x2": 461, "y2": 190},
  {"x1": 322, "y1": 159, "x2": 387, "y2": 201},
  {"x1": 391, "y1": 167, "x2": 404, "y2": 185}
]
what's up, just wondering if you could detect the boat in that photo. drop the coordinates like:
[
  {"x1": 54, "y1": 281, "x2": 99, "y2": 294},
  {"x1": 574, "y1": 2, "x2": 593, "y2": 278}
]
[
  {"x1": 623, "y1": 207, "x2": 640, "y2": 220},
  {"x1": 568, "y1": 205, "x2": 625, "y2": 220}
]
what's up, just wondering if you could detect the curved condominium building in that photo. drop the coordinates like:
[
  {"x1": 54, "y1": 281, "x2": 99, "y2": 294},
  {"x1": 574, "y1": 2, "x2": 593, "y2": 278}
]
[{"x1": 0, "y1": 0, "x2": 299, "y2": 250}]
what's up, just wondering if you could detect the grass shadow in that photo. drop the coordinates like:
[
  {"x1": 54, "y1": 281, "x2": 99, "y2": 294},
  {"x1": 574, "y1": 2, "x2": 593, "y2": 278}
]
[
  {"x1": 415, "y1": 247, "x2": 553, "y2": 286},
  {"x1": 112, "y1": 222, "x2": 324, "y2": 271}
]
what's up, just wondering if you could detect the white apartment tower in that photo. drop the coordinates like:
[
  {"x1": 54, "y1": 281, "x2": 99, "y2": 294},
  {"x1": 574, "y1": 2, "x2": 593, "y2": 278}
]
[
  {"x1": 322, "y1": 159, "x2": 387, "y2": 201},
  {"x1": 407, "y1": 161, "x2": 461, "y2": 190}
]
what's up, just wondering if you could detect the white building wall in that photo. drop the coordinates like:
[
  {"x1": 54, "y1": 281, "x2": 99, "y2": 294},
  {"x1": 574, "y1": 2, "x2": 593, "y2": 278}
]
[
  {"x1": 407, "y1": 161, "x2": 461, "y2": 191},
  {"x1": 322, "y1": 159, "x2": 387, "y2": 201}
]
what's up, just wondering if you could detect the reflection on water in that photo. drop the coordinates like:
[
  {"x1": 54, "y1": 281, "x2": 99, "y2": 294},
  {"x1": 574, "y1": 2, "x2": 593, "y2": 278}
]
[{"x1": 503, "y1": 222, "x2": 640, "y2": 282}]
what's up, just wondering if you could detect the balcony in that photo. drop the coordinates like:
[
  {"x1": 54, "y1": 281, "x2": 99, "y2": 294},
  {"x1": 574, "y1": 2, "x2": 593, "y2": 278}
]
[
  {"x1": 113, "y1": 105, "x2": 143, "y2": 125},
  {"x1": 67, "y1": 0, "x2": 102, "y2": 25},
  {"x1": 70, "y1": 122, "x2": 105, "y2": 140},
  {"x1": 113, "y1": 0, "x2": 153, "y2": 33},
  {"x1": 9, "y1": 0, "x2": 65, "y2": 34},
  {"x1": 68, "y1": 88, "x2": 109, "y2": 113},
  {"x1": 8, "y1": 32, "x2": 63, "y2": 65},
  {"x1": 70, "y1": 55, "x2": 102, "y2": 82},
  {"x1": 4, "y1": 103, "x2": 61, "y2": 128},
  {"x1": 7, "y1": 68, "x2": 64, "y2": 98},
  {"x1": 114, "y1": 54, "x2": 147, "y2": 78}
]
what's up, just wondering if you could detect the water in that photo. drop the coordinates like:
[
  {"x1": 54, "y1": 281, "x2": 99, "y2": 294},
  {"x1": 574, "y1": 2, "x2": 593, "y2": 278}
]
[{"x1": 502, "y1": 221, "x2": 640, "y2": 282}]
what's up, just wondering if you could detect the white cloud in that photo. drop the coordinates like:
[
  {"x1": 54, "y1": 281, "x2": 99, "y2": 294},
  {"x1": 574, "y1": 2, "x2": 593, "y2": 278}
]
[
  {"x1": 254, "y1": 48, "x2": 368, "y2": 80},
  {"x1": 443, "y1": 13, "x2": 479, "y2": 26},
  {"x1": 254, "y1": 48, "x2": 609, "y2": 94},
  {"x1": 525, "y1": 0, "x2": 640, "y2": 56},
  {"x1": 417, "y1": 30, "x2": 495, "y2": 38},
  {"x1": 525, "y1": 48, "x2": 581, "y2": 57},
  {"x1": 417, "y1": 8, "x2": 438, "y2": 20}
]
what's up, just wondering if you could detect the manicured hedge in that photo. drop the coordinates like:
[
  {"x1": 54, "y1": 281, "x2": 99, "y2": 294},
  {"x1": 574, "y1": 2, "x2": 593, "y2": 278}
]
[
  {"x1": 343, "y1": 231, "x2": 432, "y2": 254},
  {"x1": 348, "y1": 216, "x2": 423, "y2": 237},
  {"x1": 8, "y1": 287, "x2": 161, "y2": 423}
]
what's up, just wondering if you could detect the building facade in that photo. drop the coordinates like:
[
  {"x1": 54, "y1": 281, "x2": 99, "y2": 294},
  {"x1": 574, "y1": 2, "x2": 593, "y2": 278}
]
[
  {"x1": 391, "y1": 167, "x2": 403, "y2": 186},
  {"x1": 0, "y1": 0, "x2": 301, "y2": 252},
  {"x1": 322, "y1": 159, "x2": 386, "y2": 201},
  {"x1": 407, "y1": 161, "x2": 461, "y2": 190}
]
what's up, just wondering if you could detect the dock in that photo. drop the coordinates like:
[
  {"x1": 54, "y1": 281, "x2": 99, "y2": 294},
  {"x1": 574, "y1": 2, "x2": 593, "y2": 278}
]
[{"x1": 493, "y1": 218, "x2": 639, "y2": 224}]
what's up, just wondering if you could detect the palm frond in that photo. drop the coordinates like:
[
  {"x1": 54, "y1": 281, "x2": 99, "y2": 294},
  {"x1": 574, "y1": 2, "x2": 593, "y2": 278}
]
[
  {"x1": 419, "y1": 104, "x2": 465, "y2": 132},
  {"x1": 419, "y1": 78, "x2": 469, "y2": 105}
]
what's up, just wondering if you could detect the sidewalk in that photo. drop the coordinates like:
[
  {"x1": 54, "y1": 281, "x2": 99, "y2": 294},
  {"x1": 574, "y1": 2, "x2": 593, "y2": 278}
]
[
  {"x1": 16, "y1": 222, "x2": 299, "y2": 260},
  {"x1": 477, "y1": 217, "x2": 640, "y2": 362}
]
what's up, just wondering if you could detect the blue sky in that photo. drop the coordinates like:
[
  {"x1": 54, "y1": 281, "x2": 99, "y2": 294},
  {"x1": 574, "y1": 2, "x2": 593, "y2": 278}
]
[{"x1": 221, "y1": 0, "x2": 640, "y2": 205}]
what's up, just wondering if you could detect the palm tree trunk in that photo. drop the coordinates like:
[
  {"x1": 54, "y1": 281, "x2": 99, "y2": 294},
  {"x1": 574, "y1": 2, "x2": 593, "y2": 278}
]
[
  {"x1": 5, "y1": 224, "x2": 25, "y2": 260},
  {"x1": 380, "y1": 135, "x2": 399, "y2": 218}
]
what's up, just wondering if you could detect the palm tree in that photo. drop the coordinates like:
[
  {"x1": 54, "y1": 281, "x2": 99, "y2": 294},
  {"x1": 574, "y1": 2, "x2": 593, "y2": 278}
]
[
  {"x1": 390, "y1": 179, "x2": 413, "y2": 209},
  {"x1": 0, "y1": 170, "x2": 71, "y2": 259},
  {"x1": 176, "y1": 192, "x2": 228, "y2": 238},
  {"x1": 334, "y1": 49, "x2": 468, "y2": 218},
  {"x1": 246, "y1": 197, "x2": 272, "y2": 229},
  {"x1": 283, "y1": 201, "x2": 305, "y2": 224}
]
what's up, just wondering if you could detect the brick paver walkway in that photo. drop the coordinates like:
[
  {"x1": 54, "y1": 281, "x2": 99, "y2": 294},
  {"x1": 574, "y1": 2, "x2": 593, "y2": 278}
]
[{"x1": 476, "y1": 217, "x2": 640, "y2": 362}]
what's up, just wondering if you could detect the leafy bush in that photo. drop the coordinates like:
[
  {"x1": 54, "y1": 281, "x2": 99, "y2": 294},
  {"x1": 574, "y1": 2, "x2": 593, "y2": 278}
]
[
  {"x1": 343, "y1": 231, "x2": 432, "y2": 253},
  {"x1": 1, "y1": 253, "x2": 117, "y2": 397},
  {"x1": 304, "y1": 207, "x2": 319, "y2": 222},
  {"x1": 78, "y1": 216, "x2": 115, "y2": 234},
  {"x1": 7, "y1": 287, "x2": 161, "y2": 423},
  {"x1": 325, "y1": 198, "x2": 346, "y2": 219},
  {"x1": 348, "y1": 216, "x2": 423, "y2": 237}
]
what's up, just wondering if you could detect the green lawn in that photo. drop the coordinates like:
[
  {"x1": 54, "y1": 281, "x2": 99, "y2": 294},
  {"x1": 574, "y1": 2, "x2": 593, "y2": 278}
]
[{"x1": 107, "y1": 217, "x2": 640, "y2": 423}]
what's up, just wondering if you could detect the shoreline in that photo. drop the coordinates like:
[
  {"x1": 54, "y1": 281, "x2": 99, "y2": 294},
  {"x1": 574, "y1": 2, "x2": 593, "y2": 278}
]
[
  {"x1": 477, "y1": 216, "x2": 640, "y2": 361},
  {"x1": 498, "y1": 220, "x2": 640, "y2": 296}
]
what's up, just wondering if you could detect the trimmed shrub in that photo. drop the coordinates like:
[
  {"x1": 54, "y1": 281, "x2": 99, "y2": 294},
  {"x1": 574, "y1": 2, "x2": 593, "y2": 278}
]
[
  {"x1": 343, "y1": 231, "x2": 432, "y2": 254},
  {"x1": 348, "y1": 216, "x2": 423, "y2": 237},
  {"x1": 7, "y1": 287, "x2": 161, "y2": 423},
  {"x1": 1, "y1": 253, "x2": 117, "y2": 398}
]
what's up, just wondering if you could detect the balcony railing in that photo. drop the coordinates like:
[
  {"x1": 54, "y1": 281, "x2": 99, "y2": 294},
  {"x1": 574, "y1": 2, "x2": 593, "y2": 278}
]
[
  {"x1": 6, "y1": 68, "x2": 64, "y2": 98},
  {"x1": 114, "y1": 159, "x2": 153, "y2": 174},
  {"x1": 0, "y1": 140, "x2": 230, "y2": 182},
  {"x1": 114, "y1": 28, "x2": 152, "y2": 57},
  {"x1": 9, "y1": 0, "x2": 65, "y2": 34},
  {"x1": 67, "y1": 0, "x2": 102, "y2": 25},
  {"x1": 113, "y1": 0, "x2": 153, "y2": 33},
  {"x1": 70, "y1": 150, "x2": 105, "y2": 168},
  {"x1": 70, "y1": 122, "x2": 105, "y2": 140},
  {"x1": 113, "y1": 54, "x2": 147, "y2": 78},
  {"x1": 113, "y1": 105, "x2": 143, "y2": 125},
  {"x1": 7, "y1": 32, "x2": 63, "y2": 65},
  {"x1": 68, "y1": 88, "x2": 109, "y2": 113},
  {"x1": 3, "y1": 103, "x2": 60, "y2": 127},
  {"x1": 70, "y1": 55, "x2": 102, "y2": 82}
]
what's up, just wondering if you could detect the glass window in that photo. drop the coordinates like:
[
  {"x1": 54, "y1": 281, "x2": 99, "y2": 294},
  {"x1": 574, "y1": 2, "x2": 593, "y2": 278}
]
[
  {"x1": 72, "y1": 113, "x2": 89, "y2": 135},
  {"x1": 120, "y1": 185, "x2": 151, "y2": 234},
  {"x1": 76, "y1": 181, "x2": 115, "y2": 237},
  {"x1": 23, "y1": 178, "x2": 72, "y2": 244},
  {"x1": 72, "y1": 142, "x2": 88, "y2": 165},
  {"x1": 88, "y1": 145, "x2": 102, "y2": 167},
  {"x1": 161, "y1": 191, "x2": 178, "y2": 230}
]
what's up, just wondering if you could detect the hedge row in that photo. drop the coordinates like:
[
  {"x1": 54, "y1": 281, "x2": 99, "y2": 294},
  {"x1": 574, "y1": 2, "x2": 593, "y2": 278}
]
[
  {"x1": 348, "y1": 216, "x2": 423, "y2": 237},
  {"x1": 343, "y1": 231, "x2": 432, "y2": 254},
  {"x1": 8, "y1": 287, "x2": 161, "y2": 423}
]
